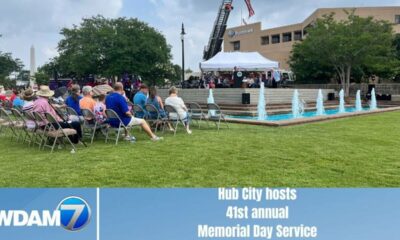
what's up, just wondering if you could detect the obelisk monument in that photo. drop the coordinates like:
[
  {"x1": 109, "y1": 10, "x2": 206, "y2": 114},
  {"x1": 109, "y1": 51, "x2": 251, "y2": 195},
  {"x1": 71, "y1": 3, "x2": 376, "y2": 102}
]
[{"x1": 29, "y1": 45, "x2": 36, "y2": 87}]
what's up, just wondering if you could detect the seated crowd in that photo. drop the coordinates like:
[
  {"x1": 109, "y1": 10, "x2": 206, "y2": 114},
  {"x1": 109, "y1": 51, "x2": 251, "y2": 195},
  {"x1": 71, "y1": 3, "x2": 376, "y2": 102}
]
[{"x1": 2, "y1": 81, "x2": 195, "y2": 146}]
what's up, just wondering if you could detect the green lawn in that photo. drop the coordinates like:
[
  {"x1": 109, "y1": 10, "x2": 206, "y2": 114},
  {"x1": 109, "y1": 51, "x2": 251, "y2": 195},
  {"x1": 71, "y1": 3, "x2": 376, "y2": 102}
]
[{"x1": 0, "y1": 111, "x2": 399, "y2": 187}]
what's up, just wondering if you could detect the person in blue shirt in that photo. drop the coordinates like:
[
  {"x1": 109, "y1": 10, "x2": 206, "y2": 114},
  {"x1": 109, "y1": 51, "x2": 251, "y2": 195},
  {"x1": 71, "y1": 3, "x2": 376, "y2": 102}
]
[
  {"x1": 65, "y1": 85, "x2": 83, "y2": 116},
  {"x1": 133, "y1": 85, "x2": 148, "y2": 118},
  {"x1": 147, "y1": 86, "x2": 166, "y2": 118},
  {"x1": 106, "y1": 82, "x2": 162, "y2": 142},
  {"x1": 12, "y1": 91, "x2": 25, "y2": 109}
]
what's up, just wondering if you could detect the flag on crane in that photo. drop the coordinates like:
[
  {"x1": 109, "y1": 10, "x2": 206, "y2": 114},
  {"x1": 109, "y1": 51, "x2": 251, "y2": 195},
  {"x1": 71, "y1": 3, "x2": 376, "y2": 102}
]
[{"x1": 244, "y1": 0, "x2": 255, "y2": 18}]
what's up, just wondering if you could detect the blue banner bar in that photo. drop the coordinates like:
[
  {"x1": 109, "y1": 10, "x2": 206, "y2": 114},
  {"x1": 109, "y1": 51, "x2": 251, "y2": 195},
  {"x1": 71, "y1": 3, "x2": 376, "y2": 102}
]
[{"x1": 0, "y1": 188, "x2": 399, "y2": 239}]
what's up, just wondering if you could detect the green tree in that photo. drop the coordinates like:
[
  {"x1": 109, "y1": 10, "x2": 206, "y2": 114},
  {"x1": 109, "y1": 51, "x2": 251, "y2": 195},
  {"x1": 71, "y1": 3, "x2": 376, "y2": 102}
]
[
  {"x1": 169, "y1": 64, "x2": 182, "y2": 85},
  {"x1": 0, "y1": 52, "x2": 23, "y2": 87},
  {"x1": 56, "y1": 15, "x2": 173, "y2": 85},
  {"x1": 290, "y1": 12, "x2": 398, "y2": 95},
  {"x1": 34, "y1": 71, "x2": 50, "y2": 86}
]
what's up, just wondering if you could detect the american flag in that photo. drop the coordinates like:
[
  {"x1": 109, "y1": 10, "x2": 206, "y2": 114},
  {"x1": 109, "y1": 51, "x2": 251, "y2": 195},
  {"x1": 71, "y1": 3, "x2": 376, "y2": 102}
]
[{"x1": 244, "y1": 0, "x2": 255, "y2": 18}]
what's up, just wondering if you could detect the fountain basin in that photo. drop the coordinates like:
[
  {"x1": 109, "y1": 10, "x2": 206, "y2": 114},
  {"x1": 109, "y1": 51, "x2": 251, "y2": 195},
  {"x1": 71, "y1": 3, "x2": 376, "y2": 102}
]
[
  {"x1": 224, "y1": 106, "x2": 400, "y2": 127},
  {"x1": 229, "y1": 107, "x2": 370, "y2": 121}
]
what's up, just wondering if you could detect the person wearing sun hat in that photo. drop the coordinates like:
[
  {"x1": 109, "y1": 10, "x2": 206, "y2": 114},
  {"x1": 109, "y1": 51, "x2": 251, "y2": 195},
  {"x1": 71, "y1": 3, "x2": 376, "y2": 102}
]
[
  {"x1": 22, "y1": 88, "x2": 36, "y2": 112},
  {"x1": 33, "y1": 85, "x2": 59, "y2": 123},
  {"x1": 33, "y1": 85, "x2": 82, "y2": 144},
  {"x1": 93, "y1": 77, "x2": 113, "y2": 96},
  {"x1": 21, "y1": 88, "x2": 36, "y2": 129}
]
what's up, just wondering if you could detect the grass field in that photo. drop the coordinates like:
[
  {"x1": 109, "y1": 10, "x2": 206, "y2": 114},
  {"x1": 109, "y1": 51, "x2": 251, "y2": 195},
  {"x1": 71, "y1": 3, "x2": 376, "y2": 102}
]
[{"x1": 0, "y1": 111, "x2": 399, "y2": 187}]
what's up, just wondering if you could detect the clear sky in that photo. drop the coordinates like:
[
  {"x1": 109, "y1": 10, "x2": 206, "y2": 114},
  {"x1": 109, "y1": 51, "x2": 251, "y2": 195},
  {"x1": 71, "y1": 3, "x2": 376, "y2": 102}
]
[{"x1": 1, "y1": 0, "x2": 400, "y2": 72}]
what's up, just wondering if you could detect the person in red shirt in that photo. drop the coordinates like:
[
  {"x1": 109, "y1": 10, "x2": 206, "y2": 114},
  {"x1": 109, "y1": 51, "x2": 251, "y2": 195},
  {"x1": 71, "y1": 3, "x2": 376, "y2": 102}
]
[{"x1": 0, "y1": 85, "x2": 6, "y2": 101}]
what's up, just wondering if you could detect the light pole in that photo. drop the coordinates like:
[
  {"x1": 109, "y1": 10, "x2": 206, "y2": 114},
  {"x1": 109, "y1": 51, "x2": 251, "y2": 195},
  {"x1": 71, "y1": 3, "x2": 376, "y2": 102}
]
[{"x1": 181, "y1": 23, "x2": 186, "y2": 85}]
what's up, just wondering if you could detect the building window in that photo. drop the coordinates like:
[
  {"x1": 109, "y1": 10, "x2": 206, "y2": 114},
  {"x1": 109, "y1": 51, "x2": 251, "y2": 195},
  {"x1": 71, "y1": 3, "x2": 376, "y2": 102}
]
[
  {"x1": 261, "y1": 36, "x2": 269, "y2": 45},
  {"x1": 271, "y1": 34, "x2": 280, "y2": 44},
  {"x1": 294, "y1": 31, "x2": 302, "y2": 41},
  {"x1": 396, "y1": 15, "x2": 400, "y2": 24},
  {"x1": 282, "y1": 32, "x2": 292, "y2": 42},
  {"x1": 232, "y1": 41, "x2": 240, "y2": 51}
]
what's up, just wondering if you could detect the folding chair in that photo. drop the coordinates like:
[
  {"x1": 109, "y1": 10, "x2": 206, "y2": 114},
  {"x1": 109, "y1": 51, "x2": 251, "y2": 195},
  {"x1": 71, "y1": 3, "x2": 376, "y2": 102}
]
[
  {"x1": 0, "y1": 107, "x2": 6, "y2": 134},
  {"x1": 0, "y1": 107, "x2": 19, "y2": 140},
  {"x1": 22, "y1": 111, "x2": 41, "y2": 147},
  {"x1": 132, "y1": 104, "x2": 146, "y2": 119},
  {"x1": 0, "y1": 108, "x2": 5, "y2": 124},
  {"x1": 207, "y1": 103, "x2": 230, "y2": 131},
  {"x1": 43, "y1": 112, "x2": 77, "y2": 153},
  {"x1": 145, "y1": 104, "x2": 167, "y2": 133},
  {"x1": 104, "y1": 109, "x2": 133, "y2": 145},
  {"x1": 66, "y1": 106, "x2": 82, "y2": 123},
  {"x1": 32, "y1": 111, "x2": 50, "y2": 149},
  {"x1": 3, "y1": 100, "x2": 12, "y2": 111},
  {"x1": 11, "y1": 108, "x2": 32, "y2": 144},
  {"x1": 54, "y1": 106, "x2": 69, "y2": 122},
  {"x1": 81, "y1": 108, "x2": 107, "y2": 144},
  {"x1": 187, "y1": 102, "x2": 209, "y2": 129},
  {"x1": 66, "y1": 106, "x2": 79, "y2": 116},
  {"x1": 164, "y1": 105, "x2": 187, "y2": 136}
]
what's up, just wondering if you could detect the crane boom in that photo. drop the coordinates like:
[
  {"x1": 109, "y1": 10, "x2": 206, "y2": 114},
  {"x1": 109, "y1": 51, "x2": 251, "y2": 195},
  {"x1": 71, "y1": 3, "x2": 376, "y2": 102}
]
[{"x1": 203, "y1": 0, "x2": 234, "y2": 60}]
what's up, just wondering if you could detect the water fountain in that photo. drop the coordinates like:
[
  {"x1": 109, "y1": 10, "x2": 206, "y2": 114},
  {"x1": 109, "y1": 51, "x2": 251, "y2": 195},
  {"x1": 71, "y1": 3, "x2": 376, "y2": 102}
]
[
  {"x1": 370, "y1": 88, "x2": 377, "y2": 110},
  {"x1": 316, "y1": 89, "x2": 325, "y2": 116},
  {"x1": 208, "y1": 89, "x2": 216, "y2": 116},
  {"x1": 292, "y1": 89, "x2": 304, "y2": 118},
  {"x1": 338, "y1": 89, "x2": 346, "y2": 113},
  {"x1": 257, "y1": 82, "x2": 267, "y2": 120},
  {"x1": 355, "y1": 90, "x2": 362, "y2": 112}
]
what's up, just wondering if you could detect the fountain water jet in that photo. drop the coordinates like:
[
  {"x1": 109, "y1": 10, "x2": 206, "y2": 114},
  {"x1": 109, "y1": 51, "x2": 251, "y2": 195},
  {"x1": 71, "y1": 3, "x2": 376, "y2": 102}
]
[
  {"x1": 292, "y1": 90, "x2": 304, "y2": 118},
  {"x1": 370, "y1": 88, "x2": 377, "y2": 110},
  {"x1": 355, "y1": 90, "x2": 362, "y2": 112},
  {"x1": 208, "y1": 89, "x2": 216, "y2": 116},
  {"x1": 338, "y1": 89, "x2": 346, "y2": 113},
  {"x1": 316, "y1": 89, "x2": 325, "y2": 116},
  {"x1": 257, "y1": 82, "x2": 267, "y2": 120}
]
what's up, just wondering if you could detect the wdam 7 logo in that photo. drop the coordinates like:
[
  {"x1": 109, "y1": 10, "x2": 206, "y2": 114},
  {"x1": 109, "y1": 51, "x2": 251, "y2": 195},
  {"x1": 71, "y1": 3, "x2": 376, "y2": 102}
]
[{"x1": 58, "y1": 196, "x2": 91, "y2": 231}]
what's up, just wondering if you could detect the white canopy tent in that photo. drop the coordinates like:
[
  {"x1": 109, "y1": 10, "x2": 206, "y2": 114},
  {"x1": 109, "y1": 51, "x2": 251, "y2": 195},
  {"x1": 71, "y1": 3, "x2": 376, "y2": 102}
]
[{"x1": 200, "y1": 52, "x2": 279, "y2": 72}]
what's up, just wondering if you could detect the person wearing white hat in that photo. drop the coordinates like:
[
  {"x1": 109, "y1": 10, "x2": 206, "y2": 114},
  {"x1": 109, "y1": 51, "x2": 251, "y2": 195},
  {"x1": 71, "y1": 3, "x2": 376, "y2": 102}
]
[{"x1": 33, "y1": 85, "x2": 82, "y2": 144}]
